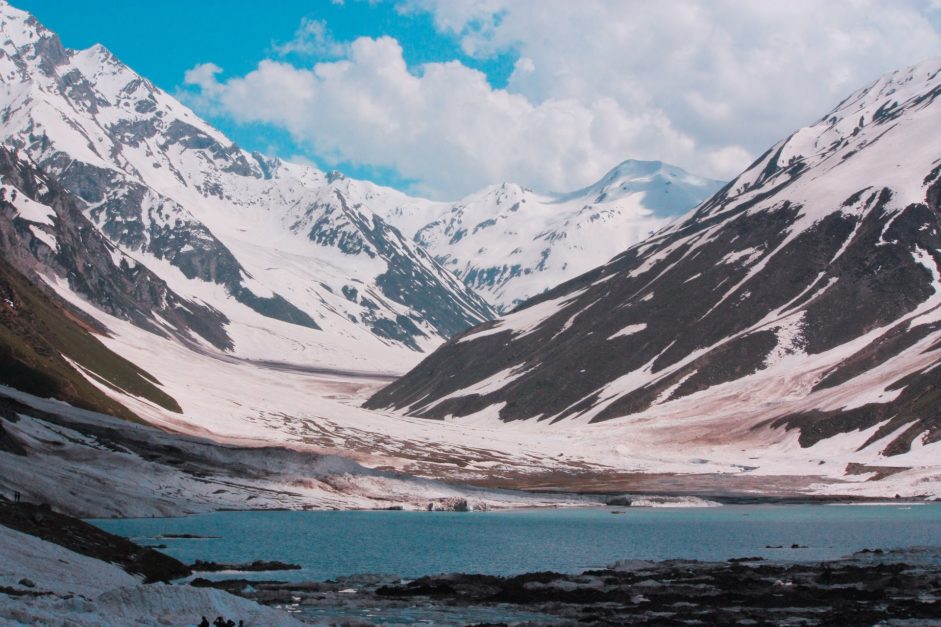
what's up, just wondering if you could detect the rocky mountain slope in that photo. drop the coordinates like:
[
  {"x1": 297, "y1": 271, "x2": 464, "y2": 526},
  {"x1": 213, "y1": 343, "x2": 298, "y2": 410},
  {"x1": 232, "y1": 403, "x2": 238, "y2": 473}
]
[
  {"x1": 368, "y1": 58, "x2": 941, "y2": 468},
  {"x1": 379, "y1": 161, "x2": 722, "y2": 313},
  {"x1": 0, "y1": 1, "x2": 493, "y2": 372}
]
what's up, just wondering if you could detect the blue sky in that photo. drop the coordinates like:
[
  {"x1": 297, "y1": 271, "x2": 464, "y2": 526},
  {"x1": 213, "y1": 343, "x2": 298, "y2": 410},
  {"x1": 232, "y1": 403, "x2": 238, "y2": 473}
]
[
  {"x1": 15, "y1": 0, "x2": 515, "y2": 189},
  {"x1": 15, "y1": 1, "x2": 516, "y2": 87},
  {"x1": 13, "y1": 1, "x2": 941, "y2": 199}
]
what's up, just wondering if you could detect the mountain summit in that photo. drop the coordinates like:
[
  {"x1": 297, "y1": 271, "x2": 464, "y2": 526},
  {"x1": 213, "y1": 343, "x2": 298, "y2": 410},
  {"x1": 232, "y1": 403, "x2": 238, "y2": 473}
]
[{"x1": 378, "y1": 160, "x2": 722, "y2": 313}]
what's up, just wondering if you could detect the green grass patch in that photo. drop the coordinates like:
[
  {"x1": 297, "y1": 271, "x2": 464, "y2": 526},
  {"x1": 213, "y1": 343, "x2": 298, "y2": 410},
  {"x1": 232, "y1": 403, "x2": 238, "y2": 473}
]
[{"x1": 0, "y1": 260, "x2": 182, "y2": 420}]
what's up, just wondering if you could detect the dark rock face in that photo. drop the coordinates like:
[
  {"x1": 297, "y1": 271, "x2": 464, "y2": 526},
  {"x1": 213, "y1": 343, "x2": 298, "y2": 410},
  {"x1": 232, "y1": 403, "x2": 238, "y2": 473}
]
[
  {"x1": 321, "y1": 191, "x2": 494, "y2": 344},
  {"x1": 368, "y1": 59, "x2": 941, "y2": 457},
  {"x1": 771, "y1": 362, "x2": 941, "y2": 456},
  {"x1": 0, "y1": 147, "x2": 233, "y2": 351},
  {"x1": 191, "y1": 559, "x2": 301, "y2": 572}
]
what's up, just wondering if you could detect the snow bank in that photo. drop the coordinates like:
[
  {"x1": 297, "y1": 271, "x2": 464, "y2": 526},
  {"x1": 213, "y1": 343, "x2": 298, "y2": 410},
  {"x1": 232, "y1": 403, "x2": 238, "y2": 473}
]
[
  {"x1": 606, "y1": 495, "x2": 722, "y2": 508},
  {"x1": 0, "y1": 525, "x2": 138, "y2": 597},
  {"x1": 0, "y1": 524, "x2": 301, "y2": 626},
  {"x1": 94, "y1": 585, "x2": 303, "y2": 626}
]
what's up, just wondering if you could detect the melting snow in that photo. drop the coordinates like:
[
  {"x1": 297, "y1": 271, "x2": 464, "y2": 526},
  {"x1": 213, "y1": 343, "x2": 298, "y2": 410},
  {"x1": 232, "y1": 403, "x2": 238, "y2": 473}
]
[{"x1": 607, "y1": 323, "x2": 647, "y2": 340}]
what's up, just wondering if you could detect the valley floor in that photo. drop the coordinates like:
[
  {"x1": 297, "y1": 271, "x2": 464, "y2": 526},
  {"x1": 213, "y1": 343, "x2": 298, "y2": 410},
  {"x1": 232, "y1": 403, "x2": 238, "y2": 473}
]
[
  {"x1": 0, "y1": 386, "x2": 596, "y2": 519},
  {"x1": 5, "y1": 302, "x2": 941, "y2": 522},
  {"x1": 73, "y1": 304, "x2": 941, "y2": 503}
]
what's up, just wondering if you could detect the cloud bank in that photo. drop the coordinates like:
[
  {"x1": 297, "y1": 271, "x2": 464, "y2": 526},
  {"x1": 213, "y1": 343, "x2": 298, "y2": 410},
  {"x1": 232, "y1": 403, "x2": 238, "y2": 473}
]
[{"x1": 183, "y1": 0, "x2": 941, "y2": 198}]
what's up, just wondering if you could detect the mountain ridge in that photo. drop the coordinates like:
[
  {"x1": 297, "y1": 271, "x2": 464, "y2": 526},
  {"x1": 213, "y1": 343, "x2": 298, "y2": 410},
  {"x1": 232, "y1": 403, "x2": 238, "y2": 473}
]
[
  {"x1": 378, "y1": 159, "x2": 723, "y2": 313},
  {"x1": 367, "y1": 56, "x2": 941, "y2": 463}
]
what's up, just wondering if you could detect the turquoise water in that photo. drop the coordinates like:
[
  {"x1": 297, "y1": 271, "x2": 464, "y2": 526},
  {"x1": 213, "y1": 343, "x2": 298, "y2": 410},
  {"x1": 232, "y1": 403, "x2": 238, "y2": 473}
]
[{"x1": 90, "y1": 503, "x2": 941, "y2": 581}]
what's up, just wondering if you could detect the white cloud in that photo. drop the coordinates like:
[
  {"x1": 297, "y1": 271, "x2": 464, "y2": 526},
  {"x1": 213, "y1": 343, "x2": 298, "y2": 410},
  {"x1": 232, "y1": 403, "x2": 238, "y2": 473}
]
[
  {"x1": 183, "y1": 62, "x2": 223, "y2": 94},
  {"x1": 404, "y1": 0, "x2": 941, "y2": 152},
  {"x1": 703, "y1": 145, "x2": 754, "y2": 179},
  {"x1": 271, "y1": 18, "x2": 348, "y2": 59},
  {"x1": 183, "y1": 0, "x2": 941, "y2": 198},
  {"x1": 184, "y1": 37, "x2": 700, "y2": 198}
]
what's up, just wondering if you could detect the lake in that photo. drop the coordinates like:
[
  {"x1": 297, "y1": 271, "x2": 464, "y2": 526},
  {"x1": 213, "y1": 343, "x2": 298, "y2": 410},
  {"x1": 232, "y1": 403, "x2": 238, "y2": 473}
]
[{"x1": 91, "y1": 503, "x2": 941, "y2": 582}]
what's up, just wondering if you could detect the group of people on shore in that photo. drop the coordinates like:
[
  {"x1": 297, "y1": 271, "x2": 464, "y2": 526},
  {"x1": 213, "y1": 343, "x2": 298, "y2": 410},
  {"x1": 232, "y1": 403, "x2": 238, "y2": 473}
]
[{"x1": 197, "y1": 617, "x2": 244, "y2": 627}]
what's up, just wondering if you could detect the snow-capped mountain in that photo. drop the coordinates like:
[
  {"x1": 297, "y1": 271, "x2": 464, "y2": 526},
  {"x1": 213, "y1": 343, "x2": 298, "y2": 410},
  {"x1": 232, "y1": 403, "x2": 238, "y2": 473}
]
[
  {"x1": 0, "y1": 1, "x2": 493, "y2": 371},
  {"x1": 379, "y1": 161, "x2": 723, "y2": 313},
  {"x1": 3, "y1": 1, "x2": 937, "y2": 499},
  {"x1": 369, "y1": 58, "x2": 941, "y2": 466}
]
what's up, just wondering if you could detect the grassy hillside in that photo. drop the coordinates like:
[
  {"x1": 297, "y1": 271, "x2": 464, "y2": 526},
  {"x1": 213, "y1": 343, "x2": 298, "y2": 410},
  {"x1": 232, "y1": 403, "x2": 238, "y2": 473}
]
[{"x1": 0, "y1": 259, "x2": 181, "y2": 421}]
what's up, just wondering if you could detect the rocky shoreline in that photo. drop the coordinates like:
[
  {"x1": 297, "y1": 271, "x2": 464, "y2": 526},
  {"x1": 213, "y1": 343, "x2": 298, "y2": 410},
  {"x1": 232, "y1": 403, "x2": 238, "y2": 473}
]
[
  {"x1": 0, "y1": 499, "x2": 301, "y2": 625},
  {"x1": 191, "y1": 547, "x2": 941, "y2": 625},
  {"x1": 191, "y1": 559, "x2": 302, "y2": 573},
  {"x1": 3, "y1": 497, "x2": 941, "y2": 625}
]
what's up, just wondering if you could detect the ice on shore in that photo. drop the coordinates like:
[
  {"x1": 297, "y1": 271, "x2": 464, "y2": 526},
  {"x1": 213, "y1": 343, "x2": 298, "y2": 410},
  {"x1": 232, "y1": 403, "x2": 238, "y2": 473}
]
[
  {"x1": 606, "y1": 495, "x2": 722, "y2": 508},
  {"x1": 0, "y1": 525, "x2": 301, "y2": 626}
]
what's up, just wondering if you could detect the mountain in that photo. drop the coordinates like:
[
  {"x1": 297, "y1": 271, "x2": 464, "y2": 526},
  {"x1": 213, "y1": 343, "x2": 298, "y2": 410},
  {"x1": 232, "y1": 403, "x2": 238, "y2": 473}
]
[
  {"x1": 368, "y1": 58, "x2": 941, "y2": 466},
  {"x1": 378, "y1": 161, "x2": 723, "y2": 313},
  {"x1": 0, "y1": 1, "x2": 494, "y2": 372},
  {"x1": 2, "y1": 2, "x2": 937, "y2": 499},
  {"x1": 0, "y1": 0, "x2": 718, "y2": 365}
]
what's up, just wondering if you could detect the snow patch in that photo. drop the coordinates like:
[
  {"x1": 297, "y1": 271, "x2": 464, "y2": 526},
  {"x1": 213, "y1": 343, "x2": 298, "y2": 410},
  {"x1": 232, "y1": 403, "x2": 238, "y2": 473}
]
[
  {"x1": 1, "y1": 182, "x2": 55, "y2": 225},
  {"x1": 608, "y1": 323, "x2": 647, "y2": 340}
]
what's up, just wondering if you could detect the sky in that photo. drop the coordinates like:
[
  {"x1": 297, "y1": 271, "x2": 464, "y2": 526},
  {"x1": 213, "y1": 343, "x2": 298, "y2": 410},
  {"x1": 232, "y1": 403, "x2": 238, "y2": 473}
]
[{"x1": 14, "y1": 0, "x2": 941, "y2": 199}]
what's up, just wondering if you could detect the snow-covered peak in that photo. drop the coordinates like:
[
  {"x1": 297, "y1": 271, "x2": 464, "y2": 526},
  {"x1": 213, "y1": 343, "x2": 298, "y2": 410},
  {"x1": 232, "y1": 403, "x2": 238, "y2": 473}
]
[
  {"x1": 791, "y1": 55, "x2": 941, "y2": 173},
  {"x1": 566, "y1": 159, "x2": 671, "y2": 196},
  {"x1": 829, "y1": 56, "x2": 941, "y2": 123},
  {"x1": 560, "y1": 159, "x2": 722, "y2": 215},
  {"x1": 0, "y1": 0, "x2": 54, "y2": 50},
  {"x1": 69, "y1": 42, "x2": 142, "y2": 89},
  {"x1": 461, "y1": 181, "x2": 529, "y2": 206},
  {"x1": 0, "y1": 0, "x2": 69, "y2": 85},
  {"x1": 709, "y1": 55, "x2": 941, "y2": 225},
  {"x1": 380, "y1": 161, "x2": 723, "y2": 312}
]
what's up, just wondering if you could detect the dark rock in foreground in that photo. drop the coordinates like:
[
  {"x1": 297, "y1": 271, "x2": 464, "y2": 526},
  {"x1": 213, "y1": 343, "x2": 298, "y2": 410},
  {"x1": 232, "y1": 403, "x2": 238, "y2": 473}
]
[
  {"x1": 199, "y1": 547, "x2": 941, "y2": 625},
  {"x1": 0, "y1": 498, "x2": 190, "y2": 583},
  {"x1": 191, "y1": 559, "x2": 301, "y2": 572},
  {"x1": 376, "y1": 551, "x2": 941, "y2": 625}
]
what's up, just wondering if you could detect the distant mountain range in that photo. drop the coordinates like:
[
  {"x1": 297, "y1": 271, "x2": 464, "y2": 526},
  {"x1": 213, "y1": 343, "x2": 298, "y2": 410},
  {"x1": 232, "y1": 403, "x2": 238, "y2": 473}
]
[
  {"x1": 369, "y1": 57, "x2": 941, "y2": 466},
  {"x1": 378, "y1": 160, "x2": 723, "y2": 313}
]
